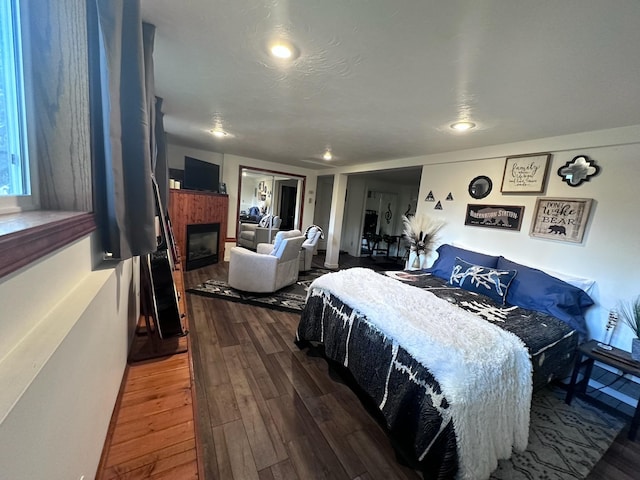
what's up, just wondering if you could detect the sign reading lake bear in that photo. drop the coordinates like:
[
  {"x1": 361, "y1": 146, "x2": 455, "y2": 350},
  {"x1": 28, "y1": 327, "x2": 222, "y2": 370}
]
[
  {"x1": 465, "y1": 204, "x2": 525, "y2": 231},
  {"x1": 530, "y1": 197, "x2": 593, "y2": 243}
]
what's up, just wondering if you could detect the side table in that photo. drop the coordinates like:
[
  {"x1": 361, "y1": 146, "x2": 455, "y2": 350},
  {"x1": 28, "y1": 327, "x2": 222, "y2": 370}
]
[{"x1": 565, "y1": 339, "x2": 640, "y2": 440}]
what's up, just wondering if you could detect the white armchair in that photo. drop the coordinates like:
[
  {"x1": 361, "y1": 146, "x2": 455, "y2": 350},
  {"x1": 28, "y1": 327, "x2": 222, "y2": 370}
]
[
  {"x1": 237, "y1": 216, "x2": 282, "y2": 250},
  {"x1": 299, "y1": 225, "x2": 324, "y2": 271},
  {"x1": 228, "y1": 229, "x2": 305, "y2": 293}
]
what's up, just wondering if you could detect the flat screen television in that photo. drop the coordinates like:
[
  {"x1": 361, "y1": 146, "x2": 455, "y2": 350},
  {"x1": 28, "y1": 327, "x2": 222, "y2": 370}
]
[{"x1": 183, "y1": 156, "x2": 220, "y2": 193}]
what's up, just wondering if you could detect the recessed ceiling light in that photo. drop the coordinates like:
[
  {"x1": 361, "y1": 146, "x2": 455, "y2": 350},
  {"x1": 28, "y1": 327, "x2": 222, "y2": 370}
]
[
  {"x1": 271, "y1": 44, "x2": 292, "y2": 58},
  {"x1": 209, "y1": 128, "x2": 228, "y2": 138},
  {"x1": 268, "y1": 40, "x2": 299, "y2": 60},
  {"x1": 450, "y1": 121, "x2": 476, "y2": 132},
  {"x1": 323, "y1": 150, "x2": 333, "y2": 161}
]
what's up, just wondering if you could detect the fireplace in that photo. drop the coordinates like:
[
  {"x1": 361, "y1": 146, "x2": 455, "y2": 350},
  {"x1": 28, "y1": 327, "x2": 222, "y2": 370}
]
[{"x1": 185, "y1": 223, "x2": 220, "y2": 270}]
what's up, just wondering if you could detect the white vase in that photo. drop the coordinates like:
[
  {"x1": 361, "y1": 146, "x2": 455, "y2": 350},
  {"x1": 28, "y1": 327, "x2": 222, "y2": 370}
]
[
  {"x1": 632, "y1": 338, "x2": 640, "y2": 362},
  {"x1": 406, "y1": 251, "x2": 420, "y2": 270},
  {"x1": 419, "y1": 252, "x2": 427, "y2": 269}
]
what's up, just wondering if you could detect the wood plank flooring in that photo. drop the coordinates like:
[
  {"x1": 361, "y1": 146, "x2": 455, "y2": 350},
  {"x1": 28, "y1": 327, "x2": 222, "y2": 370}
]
[
  {"x1": 96, "y1": 265, "x2": 200, "y2": 479},
  {"x1": 97, "y1": 254, "x2": 640, "y2": 479},
  {"x1": 185, "y1": 260, "x2": 419, "y2": 480}
]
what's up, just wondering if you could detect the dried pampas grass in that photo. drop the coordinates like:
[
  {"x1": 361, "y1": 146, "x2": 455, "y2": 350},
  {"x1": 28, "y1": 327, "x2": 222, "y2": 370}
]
[{"x1": 402, "y1": 214, "x2": 445, "y2": 255}]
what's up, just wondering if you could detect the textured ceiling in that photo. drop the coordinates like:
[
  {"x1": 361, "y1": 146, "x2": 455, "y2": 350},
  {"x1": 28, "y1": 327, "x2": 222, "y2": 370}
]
[{"x1": 141, "y1": 0, "x2": 640, "y2": 170}]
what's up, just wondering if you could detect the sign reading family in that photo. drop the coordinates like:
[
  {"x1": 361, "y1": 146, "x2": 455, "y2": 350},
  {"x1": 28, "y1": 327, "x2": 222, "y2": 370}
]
[
  {"x1": 465, "y1": 204, "x2": 525, "y2": 231},
  {"x1": 530, "y1": 197, "x2": 593, "y2": 243},
  {"x1": 500, "y1": 153, "x2": 551, "y2": 193}
]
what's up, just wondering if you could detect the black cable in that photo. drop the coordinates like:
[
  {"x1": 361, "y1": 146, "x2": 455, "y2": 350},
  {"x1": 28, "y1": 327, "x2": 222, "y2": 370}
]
[{"x1": 586, "y1": 372, "x2": 629, "y2": 394}]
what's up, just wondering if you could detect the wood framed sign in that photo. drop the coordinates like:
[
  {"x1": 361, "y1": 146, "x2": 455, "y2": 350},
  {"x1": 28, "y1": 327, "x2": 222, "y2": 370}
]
[
  {"x1": 500, "y1": 153, "x2": 551, "y2": 193},
  {"x1": 529, "y1": 197, "x2": 593, "y2": 243},
  {"x1": 464, "y1": 204, "x2": 525, "y2": 231}
]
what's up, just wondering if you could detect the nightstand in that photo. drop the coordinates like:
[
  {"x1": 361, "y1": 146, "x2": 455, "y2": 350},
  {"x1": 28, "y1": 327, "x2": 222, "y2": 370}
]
[{"x1": 565, "y1": 339, "x2": 640, "y2": 440}]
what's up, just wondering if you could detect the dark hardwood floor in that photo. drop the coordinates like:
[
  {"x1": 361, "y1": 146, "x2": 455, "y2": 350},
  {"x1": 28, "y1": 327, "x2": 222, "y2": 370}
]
[
  {"x1": 184, "y1": 255, "x2": 420, "y2": 480},
  {"x1": 98, "y1": 252, "x2": 640, "y2": 479}
]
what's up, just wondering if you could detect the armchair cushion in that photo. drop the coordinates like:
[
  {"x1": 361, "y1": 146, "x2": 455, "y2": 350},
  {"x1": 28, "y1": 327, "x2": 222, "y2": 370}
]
[
  {"x1": 256, "y1": 229, "x2": 303, "y2": 256},
  {"x1": 229, "y1": 233, "x2": 306, "y2": 293},
  {"x1": 271, "y1": 229, "x2": 303, "y2": 257},
  {"x1": 238, "y1": 221, "x2": 280, "y2": 250}
]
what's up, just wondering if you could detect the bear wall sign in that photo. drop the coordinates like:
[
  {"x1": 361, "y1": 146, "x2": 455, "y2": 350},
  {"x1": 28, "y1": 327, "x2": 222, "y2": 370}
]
[{"x1": 529, "y1": 197, "x2": 594, "y2": 243}]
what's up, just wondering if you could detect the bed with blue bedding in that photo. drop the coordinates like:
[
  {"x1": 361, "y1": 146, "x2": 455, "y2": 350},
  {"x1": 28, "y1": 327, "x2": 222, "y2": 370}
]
[{"x1": 295, "y1": 244, "x2": 594, "y2": 480}]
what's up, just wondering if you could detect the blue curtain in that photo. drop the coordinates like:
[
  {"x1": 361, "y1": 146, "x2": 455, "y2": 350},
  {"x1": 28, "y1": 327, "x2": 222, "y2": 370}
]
[
  {"x1": 154, "y1": 96, "x2": 169, "y2": 212},
  {"x1": 91, "y1": 0, "x2": 159, "y2": 259}
]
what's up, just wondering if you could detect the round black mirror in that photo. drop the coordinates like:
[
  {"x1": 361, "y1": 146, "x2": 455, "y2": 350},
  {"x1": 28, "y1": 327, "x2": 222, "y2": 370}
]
[{"x1": 468, "y1": 175, "x2": 492, "y2": 199}]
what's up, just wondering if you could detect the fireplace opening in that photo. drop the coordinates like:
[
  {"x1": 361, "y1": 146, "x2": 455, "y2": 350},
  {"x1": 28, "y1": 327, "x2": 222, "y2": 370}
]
[{"x1": 185, "y1": 223, "x2": 220, "y2": 270}]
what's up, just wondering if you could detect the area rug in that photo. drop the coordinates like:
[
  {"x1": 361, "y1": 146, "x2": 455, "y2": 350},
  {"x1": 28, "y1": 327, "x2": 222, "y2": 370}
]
[
  {"x1": 186, "y1": 267, "x2": 335, "y2": 313},
  {"x1": 490, "y1": 386, "x2": 625, "y2": 479}
]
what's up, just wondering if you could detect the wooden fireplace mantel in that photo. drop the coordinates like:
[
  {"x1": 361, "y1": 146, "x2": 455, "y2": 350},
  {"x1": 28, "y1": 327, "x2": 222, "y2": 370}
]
[{"x1": 168, "y1": 189, "x2": 228, "y2": 263}]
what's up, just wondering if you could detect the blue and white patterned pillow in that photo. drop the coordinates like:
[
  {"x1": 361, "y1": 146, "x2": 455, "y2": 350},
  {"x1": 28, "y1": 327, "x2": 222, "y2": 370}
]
[
  {"x1": 449, "y1": 257, "x2": 517, "y2": 305},
  {"x1": 259, "y1": 214, "x2": 272, "y2": 227}
]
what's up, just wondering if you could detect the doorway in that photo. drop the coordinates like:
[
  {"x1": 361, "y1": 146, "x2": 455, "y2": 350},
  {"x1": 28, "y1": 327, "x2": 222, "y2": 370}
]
[
  {"x1": 236, "y1": 166, "x2": 305, "y2": 237},
  {"x1": 279, "y1": 185, "x2": 297, "y2": 230}
]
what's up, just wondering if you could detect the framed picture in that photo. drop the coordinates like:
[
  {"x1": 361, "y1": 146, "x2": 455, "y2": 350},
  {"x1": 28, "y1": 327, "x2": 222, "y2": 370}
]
[
  {"x1": 530, "y1": 197, "x2": 593, "y2": 243},
  {"x1": 464, "y1": 204, "x2": 525, "y2": 231},
  {"x1": 500, "y1": 153, "x2": 551, "y2": 193}
]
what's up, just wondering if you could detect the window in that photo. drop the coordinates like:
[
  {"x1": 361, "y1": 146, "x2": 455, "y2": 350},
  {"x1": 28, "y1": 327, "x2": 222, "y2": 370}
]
[
  {"x1": 0, "y1": 0, "x2": 96, "y2": 279},
  {"x1": 0, "y1": 0, "x2": 30, "y2": 199}
]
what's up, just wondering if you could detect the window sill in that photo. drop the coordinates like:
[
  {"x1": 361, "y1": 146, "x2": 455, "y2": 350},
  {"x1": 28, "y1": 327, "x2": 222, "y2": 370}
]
[{"x1": 0, "y1": 211, "x2": 96, "y2": 278}]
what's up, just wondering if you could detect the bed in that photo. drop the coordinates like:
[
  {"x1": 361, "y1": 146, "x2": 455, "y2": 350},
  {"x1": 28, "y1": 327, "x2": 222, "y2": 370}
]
[{"x1": 295, "y1": 244, "x2": 594, "y2": 480}]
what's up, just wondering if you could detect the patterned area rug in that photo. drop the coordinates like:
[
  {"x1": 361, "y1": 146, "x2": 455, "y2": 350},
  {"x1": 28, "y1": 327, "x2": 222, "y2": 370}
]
[
  {"x1": 186, "y1": 267, "x2": 335, "y2": 312},
  {"x1": 491, "y1": 386, "x2": 625, "y2": 479}
]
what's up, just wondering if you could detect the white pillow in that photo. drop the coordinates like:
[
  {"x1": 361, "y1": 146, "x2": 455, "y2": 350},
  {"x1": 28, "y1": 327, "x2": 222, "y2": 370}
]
[
  {"x1": 270, "y1": 231, "x2": 285, "y2": 255},
  {"x1": 541, "y1": 268, "x2": 596, "y2": 295}
]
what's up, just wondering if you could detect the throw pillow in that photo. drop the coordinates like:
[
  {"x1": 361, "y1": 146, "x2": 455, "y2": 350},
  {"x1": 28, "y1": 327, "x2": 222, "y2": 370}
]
[
  {"x1": 496, "y1": 256, "x2": 593, "y2": 338},
  {"x1": 449, "y1": 257, "x2": 517, "y2": 305},
  {"x1": 259, "y1": 214, "x2": 272, "y2": 227},
  {"x1": 427, "y1": 244, "x2": 500, "y2": 281},
  {"x1": 270, "y1": 231, "x2": 285, "y2": 255},
  {"x1": 304, "y1": 224, "x2": 324, "y2": 239}
]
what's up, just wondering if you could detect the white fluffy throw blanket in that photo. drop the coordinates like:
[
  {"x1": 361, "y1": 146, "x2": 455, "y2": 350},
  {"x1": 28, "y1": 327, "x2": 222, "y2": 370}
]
[{"x1": 309, "y1": 268, "x2": 532, "y2": 480}]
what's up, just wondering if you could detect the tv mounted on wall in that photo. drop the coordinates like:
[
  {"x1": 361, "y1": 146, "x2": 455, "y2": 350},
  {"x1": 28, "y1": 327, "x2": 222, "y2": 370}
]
[{"x1": 183, "y1": 156, "x2": 220, "y2": 193}]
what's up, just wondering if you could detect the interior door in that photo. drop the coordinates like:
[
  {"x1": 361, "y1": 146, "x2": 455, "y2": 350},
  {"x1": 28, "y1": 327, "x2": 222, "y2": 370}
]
[{"x1": 279, "y1": 185, "x2": 296, "y2": 230}]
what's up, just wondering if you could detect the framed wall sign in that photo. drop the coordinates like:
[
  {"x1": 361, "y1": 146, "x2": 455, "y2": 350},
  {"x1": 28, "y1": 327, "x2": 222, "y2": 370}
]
[
  {"x1": 530, "y1": 197, "x2": 593, "y2": 243},
  {"x1": 500, "y1": 153, "x2": 551, "y2": 193},
  {"x1": 464, "y1": 204, "x2": 525, "y2": 231}
]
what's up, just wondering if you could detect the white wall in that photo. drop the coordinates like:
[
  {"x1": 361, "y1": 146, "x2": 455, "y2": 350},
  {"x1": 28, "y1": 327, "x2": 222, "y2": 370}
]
[
  {"x1": 0, "y1": 234, "x2": 136, "y2": 480},
  {"x1": 216, "y1": 154, "x2": 318, "y2": 260},
  {"x1": 340, "y1": 176, "x2": 420, "y2": 256},
  {"x1": 313, "y1": 176, "x2": 334, "y2": 251},
  {"x1": 167, "y1": 128, "x2": 640, "y2": 355},
  {"x1": 341, "y1": 176, "x2": 367, "y2": 255},
  {"x1": 325, "y1": 125, "x2": 640, "y2": 353},
  {"x1": 166, "y1": 146, "x2": 320, "y2": 260},
  {"x1": 167, "y1": 143, "x2": 224, "y2": 173},
  {"x1": 415, "y1": 141, "x2": 640, "y2": 353}
]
